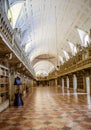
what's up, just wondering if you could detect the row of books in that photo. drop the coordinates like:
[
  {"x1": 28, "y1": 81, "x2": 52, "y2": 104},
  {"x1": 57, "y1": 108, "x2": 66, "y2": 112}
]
[
  {"x1": 0, "y1": 77, "x2": 8, "y2": 84},
  {"x1": 0, "y1": 68, "x2": 8, "y2": 76},
  {"x1": 0, "y1": 94, "x2": 8, "y2": 104},
  {"x1": 0, "y1": 86, "x2": 8, "y2": 92}
]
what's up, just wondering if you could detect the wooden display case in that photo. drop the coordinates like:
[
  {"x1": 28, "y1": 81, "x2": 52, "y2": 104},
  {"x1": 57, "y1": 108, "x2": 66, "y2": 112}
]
[{"x1": 0, "y1": 65, "x2": 9, "y2": 112}]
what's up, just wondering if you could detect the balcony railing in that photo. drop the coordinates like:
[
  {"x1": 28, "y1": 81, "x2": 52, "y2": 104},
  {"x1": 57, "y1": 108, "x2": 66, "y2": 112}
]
[
  {"x1": 0, "y1": 5, "x2": 35, "y2": 77},
  {"x1": 38, "y1": 46, "x2": 91, "y2": 80}
]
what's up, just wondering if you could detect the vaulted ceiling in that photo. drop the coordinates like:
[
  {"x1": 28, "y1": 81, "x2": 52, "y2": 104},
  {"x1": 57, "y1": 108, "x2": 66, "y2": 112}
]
[{"x1": 8, "y1": 0, "x2": 91, "y2": 78}]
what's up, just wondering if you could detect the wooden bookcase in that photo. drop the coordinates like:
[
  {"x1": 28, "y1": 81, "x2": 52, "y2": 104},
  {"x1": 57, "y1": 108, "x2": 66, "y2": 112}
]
[
  {"x1": 77, "y1": 72, "x2": 84, "y2": 91},
  {"x1": 0, "y1": 65, "x2": 9, "y2": 112}
]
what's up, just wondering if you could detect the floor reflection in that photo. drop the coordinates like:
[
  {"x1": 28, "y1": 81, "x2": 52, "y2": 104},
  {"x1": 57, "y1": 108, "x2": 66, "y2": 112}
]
[
  {"x1": 87, "y1": 94, "x2": 91, "y2": 108},
  {"x1": 0, "y1": 86, "x2": 91, "y2": 130}
]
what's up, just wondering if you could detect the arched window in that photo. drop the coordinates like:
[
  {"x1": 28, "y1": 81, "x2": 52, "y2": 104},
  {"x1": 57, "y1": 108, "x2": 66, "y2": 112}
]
[
  {"x1": 77, "y1": 28, "x2": 90, "y2": 47},
  {"x1": 84, "y1": 34, "x2": 90, "y2": 47}
]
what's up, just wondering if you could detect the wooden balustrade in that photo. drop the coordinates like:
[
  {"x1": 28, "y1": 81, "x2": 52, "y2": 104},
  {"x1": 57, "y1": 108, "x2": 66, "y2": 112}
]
[
  {"x1": 39, "y1": 46, "x2": 91, "y2": 80},
  {"x1": 0, "y1": 5, "x2": 34, "y2": 76}
]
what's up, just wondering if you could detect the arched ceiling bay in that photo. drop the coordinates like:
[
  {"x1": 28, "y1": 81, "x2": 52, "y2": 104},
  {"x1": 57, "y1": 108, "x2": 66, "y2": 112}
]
[
  {"x1": 31, "y1": 54, "x2": 56, "y2": 66},
  {"x1": 9, "y1": 0, "x2": 25, "y2": 5},
  {"x1": 33, "y1": 60, "x2": 55, "y2": 77},
  {"x1": 8, "y1": 0, "x2": 91, "y2": 78}
]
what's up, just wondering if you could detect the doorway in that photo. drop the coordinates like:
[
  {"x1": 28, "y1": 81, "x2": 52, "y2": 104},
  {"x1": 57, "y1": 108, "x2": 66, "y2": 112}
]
[
  {"x1": 73, "y1": 74, "x2": 77, "y2": 92},
  {"x1": 62, "y1": 78, "x2": 64, "y2": 88},
  {"x1": 86, "y1": 76, "x2": 90, "y2": 94},
  {"x1": 62, "y1": 78, "x2": 64, "y2": 95},
  {"x1": 67, "y1": 76, "x2": 69, "y2": 89}
]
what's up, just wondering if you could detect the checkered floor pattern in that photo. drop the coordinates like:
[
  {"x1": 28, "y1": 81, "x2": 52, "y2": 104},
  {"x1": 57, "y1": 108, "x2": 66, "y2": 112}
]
[{"x1": 0, "y1": 86, "x2": 91, "y2": 130}]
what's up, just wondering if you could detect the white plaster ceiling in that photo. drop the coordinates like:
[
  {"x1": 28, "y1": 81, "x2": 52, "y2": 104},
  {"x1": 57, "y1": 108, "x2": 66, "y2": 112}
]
[{"x1": 9, "y1": 0, "x2": 91, "y2": 78}]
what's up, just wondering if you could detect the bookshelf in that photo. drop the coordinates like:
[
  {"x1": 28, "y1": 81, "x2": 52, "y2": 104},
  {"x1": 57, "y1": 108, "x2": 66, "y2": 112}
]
[{"x1": 0, "y1": 65, "x2": 9, "y2": 112}]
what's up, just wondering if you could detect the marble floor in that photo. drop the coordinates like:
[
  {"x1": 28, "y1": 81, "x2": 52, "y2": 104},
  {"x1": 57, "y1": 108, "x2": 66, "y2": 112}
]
[{"x1": 0, "y1": 86, "x2": 91, "y2": 130}]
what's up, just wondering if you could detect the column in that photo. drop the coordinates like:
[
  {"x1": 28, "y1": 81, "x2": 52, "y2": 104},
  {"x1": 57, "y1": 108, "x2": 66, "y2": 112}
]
[
  {"x1": 9, "y1": 69, "x2": 15, "y2": 105},
  {"x1": 55, "y1": 78, "x2": 57, "y2": 87}
]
